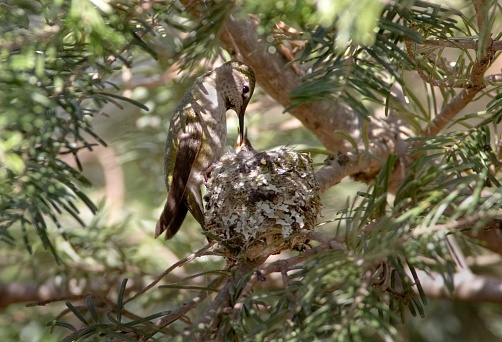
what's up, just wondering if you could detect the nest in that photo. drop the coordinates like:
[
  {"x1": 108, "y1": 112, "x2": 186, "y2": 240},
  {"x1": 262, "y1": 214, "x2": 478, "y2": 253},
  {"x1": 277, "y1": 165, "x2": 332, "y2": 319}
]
[{"x1": 204, "y1": 145, "x2": 322, "y2": 260}]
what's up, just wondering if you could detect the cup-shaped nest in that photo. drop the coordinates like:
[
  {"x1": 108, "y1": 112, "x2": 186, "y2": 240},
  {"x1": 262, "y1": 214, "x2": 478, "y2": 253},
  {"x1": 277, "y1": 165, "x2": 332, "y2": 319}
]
[{"x1": 204, "y1": 146, "x2": 322, "y2": 260}]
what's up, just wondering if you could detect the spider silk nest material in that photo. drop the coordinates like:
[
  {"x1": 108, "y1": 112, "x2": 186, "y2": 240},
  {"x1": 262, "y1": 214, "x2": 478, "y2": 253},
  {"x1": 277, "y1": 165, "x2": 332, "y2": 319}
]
[{"x1": 204, "y1": 146, "x2": 322, "y2": 260}]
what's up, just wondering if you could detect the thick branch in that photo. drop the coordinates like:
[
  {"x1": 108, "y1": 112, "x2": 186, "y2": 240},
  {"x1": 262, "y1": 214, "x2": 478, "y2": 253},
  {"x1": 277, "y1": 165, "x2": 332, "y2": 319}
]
[
  {"x1": 0, "y1": 282, "x2": 57, "y2": 309},
  {"x1": 416, "y1": 270, "x2": 502, "y2": 303},
  {"x1": 219, "y1": 14, "x2": 401, "y2": 188},
  {"x1": 220, "y1": 16, "x2": 360, "y2": 153},
  {"x1": 423, "y1": 87, "x2": 483, "y2": 137},
  {"x1": 421, "y1": 42, "x2": 493, "y2": 138},
  {"x1": 3, "y1": 277, "x2": 142, "y2": 310},
  {"x1": 194, "y1": 256, "x2": 267, "y2": 341},
  {"x1": 316, "y1": 152, "x2": 365, "y2": 193}
]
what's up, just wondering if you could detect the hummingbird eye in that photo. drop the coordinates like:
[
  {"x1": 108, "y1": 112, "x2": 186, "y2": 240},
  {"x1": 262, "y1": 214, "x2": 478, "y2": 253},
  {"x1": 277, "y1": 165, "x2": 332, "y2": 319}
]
[{"x1": 242, "y1": 85, "x2": 250, "y2": 94}]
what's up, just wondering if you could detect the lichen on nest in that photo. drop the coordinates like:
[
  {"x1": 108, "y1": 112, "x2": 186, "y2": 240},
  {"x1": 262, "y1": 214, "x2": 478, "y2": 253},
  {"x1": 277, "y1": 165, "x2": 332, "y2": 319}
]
[{"x1": 204, "y1": 145, "x2": 322, "y2": 260}]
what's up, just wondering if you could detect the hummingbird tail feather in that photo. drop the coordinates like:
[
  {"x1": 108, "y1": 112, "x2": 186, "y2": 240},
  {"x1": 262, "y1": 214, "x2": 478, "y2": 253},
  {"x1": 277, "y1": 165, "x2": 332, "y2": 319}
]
[
  {"x1": 155, "y1": 200, "x2": 188, "y2": 239},
  {"x1": 156, "y1": 128, "x2": 201, "y2": 240}
]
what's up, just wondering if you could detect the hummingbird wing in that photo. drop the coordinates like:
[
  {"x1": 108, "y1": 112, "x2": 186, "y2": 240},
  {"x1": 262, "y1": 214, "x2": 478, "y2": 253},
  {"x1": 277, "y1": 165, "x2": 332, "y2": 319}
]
[{"x1": 155, "y1": 106, "x2": 203, "y2": 239}]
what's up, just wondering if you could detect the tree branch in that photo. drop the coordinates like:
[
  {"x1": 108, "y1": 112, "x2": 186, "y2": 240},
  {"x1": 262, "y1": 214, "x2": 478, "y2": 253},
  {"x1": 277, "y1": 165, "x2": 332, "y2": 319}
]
[
  {"x1": 421, "y1": 44, "x2": 494, "y2": 138},
  {"x1": 405, "y1": 34, "x2": 498, "y2": 138},
  {"x1": 193, "y1": 256, "x2": 267, "y2": 341},
  {"x1": 154, "y1": 274, "x2": 229, "y2": 330},
  {"x1": 0, "y1": 282, "x2": 56, "y2": 309},
  {"x1": 415, "y1": 269, "x2": 502, "y2": 303},
  {"x1": 316, "y1": 152, "x2": 368, "y2": 193},
  {"x1": 4, "y1": 275, "x2": 140, "y2": 310},
  {"x1": 423, "y1": 39, "x2": 502, "y2": 51},
  {"x1": 125, "y1": 242, "x2": 217, "y2": 305},
  {"x1": 461, "y1": 218, "x2": 502, "y2": 256},
  {"x1": 220, "y1": 16, "x2": 360, "y2": 152},
  {"x1": 219, "y1": 13, "x2": 401, "y2": 185},
  {"x1": 238, "y1": 231, "x2": 348, "y2": 299},
  {"x1": 419, "y1": 0, "x2": 497, "y2": 138}
]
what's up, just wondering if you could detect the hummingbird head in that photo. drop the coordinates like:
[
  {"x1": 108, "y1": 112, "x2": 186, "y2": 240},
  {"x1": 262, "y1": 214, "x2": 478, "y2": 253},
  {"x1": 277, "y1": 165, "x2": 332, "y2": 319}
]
[{"x1": 215, "y1": 61, "x2": 255, "y2": 143}]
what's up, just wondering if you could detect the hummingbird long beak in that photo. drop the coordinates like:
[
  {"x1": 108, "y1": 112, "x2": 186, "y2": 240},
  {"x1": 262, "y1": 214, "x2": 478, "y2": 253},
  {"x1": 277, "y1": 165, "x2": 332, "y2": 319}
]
[{"x1": 237, "y1": 109, "x2": 245, "y2": 146}]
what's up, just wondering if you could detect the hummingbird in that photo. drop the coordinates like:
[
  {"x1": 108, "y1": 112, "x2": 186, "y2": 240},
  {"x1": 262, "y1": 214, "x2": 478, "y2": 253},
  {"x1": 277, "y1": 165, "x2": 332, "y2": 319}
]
[{"x1": 155, "y1": 61, "x2": 256, "y2": 240}]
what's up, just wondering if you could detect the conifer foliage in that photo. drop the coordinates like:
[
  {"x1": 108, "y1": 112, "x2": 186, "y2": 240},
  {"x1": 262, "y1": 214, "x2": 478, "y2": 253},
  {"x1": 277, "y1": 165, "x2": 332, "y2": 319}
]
[{"x1": 1, "y1": 1, "x2": 501, "y2": 341}]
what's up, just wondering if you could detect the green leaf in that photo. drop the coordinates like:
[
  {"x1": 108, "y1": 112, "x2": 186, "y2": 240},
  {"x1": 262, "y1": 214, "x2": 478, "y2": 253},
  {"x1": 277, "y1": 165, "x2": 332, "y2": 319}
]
[
  {"x1": 94, "y1": 91, "x2": 149, "y2": 111},
  {"x1": 47, "y1": 320, "x2": 77, "y2": 332},
  {"x1": 86, "y1": 296, "x2": 99, "y2": 324},
  {"x1": 65, "y1": 301, "x2": 89, "y2": 325},
  {"x1": 116, "y1": 278, "x2": 128, "y2": 323}
]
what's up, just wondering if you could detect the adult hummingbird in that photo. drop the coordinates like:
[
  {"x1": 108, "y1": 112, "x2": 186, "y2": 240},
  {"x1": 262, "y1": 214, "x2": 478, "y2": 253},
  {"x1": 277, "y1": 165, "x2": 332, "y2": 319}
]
[{"x1": 155, "y1": 61, "x2": 255, "y2": 240}]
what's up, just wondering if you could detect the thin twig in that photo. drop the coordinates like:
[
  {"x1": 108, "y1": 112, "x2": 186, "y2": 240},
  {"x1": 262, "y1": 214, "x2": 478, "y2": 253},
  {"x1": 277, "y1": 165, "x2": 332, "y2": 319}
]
[
  {"x1": 239, "y1": 231, "x2": 348, "y2": 299},
  {"x1": 124, "y1": 242, "x2": 217, "y2": 304},
  {"x1": 419, "y1": 0, "x2": 496, "y2": 138},
  {"x1": 405, "y1": 39, "x2": 470, "y2": 88},
  {"x1": 153, "y1": 274, "x2": 229, "y2": 331},
  {"x1": 26, "y1": 293, "x2": 90, "y2": 308},
  {"x1": 423, "y1": 39, "x2": 502, "y2": 51}
]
